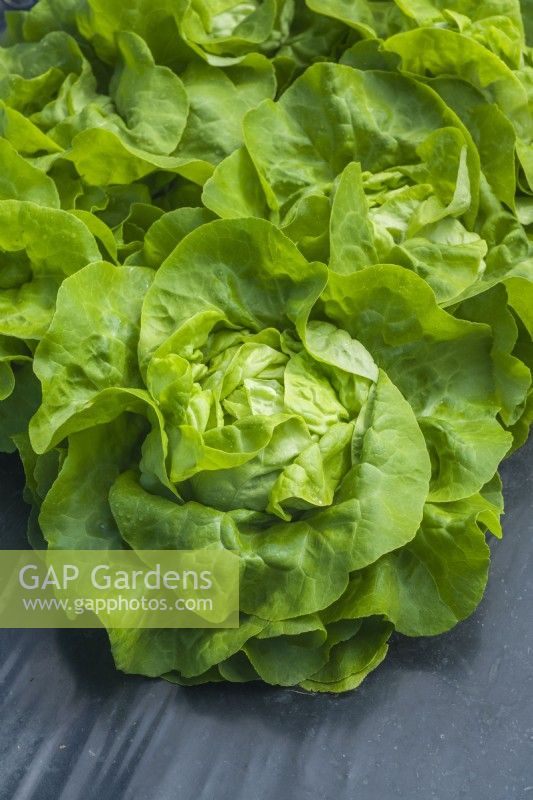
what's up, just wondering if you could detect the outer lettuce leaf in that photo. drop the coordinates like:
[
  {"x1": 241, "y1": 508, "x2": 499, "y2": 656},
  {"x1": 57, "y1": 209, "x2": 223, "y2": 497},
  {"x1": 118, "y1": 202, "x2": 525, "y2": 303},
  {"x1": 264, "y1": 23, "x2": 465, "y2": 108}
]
[
  {"x1": 0, "y1": 137, "x2": 59, "y2": 205},
  {"x1": 30, "y1": 261, "x2": 155, "y2": 450},
  {"x1": 75, "y1": 0, "x2": 193, "y2": 69},
  {"x1": 0, "y1": 198, "x2": 100, "y2": 451},
  {"x1": 125, "y1": 207, "x2": 215, "y2": 268},
  {"x1": 0, "y1": 199, "x2": 100, "y2": 339},
  {"x1": 324, "y1": 492, "x2": 497, "y2": 636},
  {"x1": 318, "y1": 265, "x2": 512, "y2": 501},
  {"x1": 39, "y1": 416, "x2": 148, "y2": 550},
  {"x1": 384, "y1": 28, "x2": 533, "y2": 186},
  {"x1": 0, "y1": 362, "x2": 40, "y2": 453}
]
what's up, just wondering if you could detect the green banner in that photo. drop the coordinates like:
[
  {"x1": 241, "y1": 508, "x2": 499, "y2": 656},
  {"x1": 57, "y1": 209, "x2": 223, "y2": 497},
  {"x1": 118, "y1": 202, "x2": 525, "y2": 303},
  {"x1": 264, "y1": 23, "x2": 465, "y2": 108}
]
[{"x1": 0, "y1": 550, "x2": 239, "y2": 628}]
